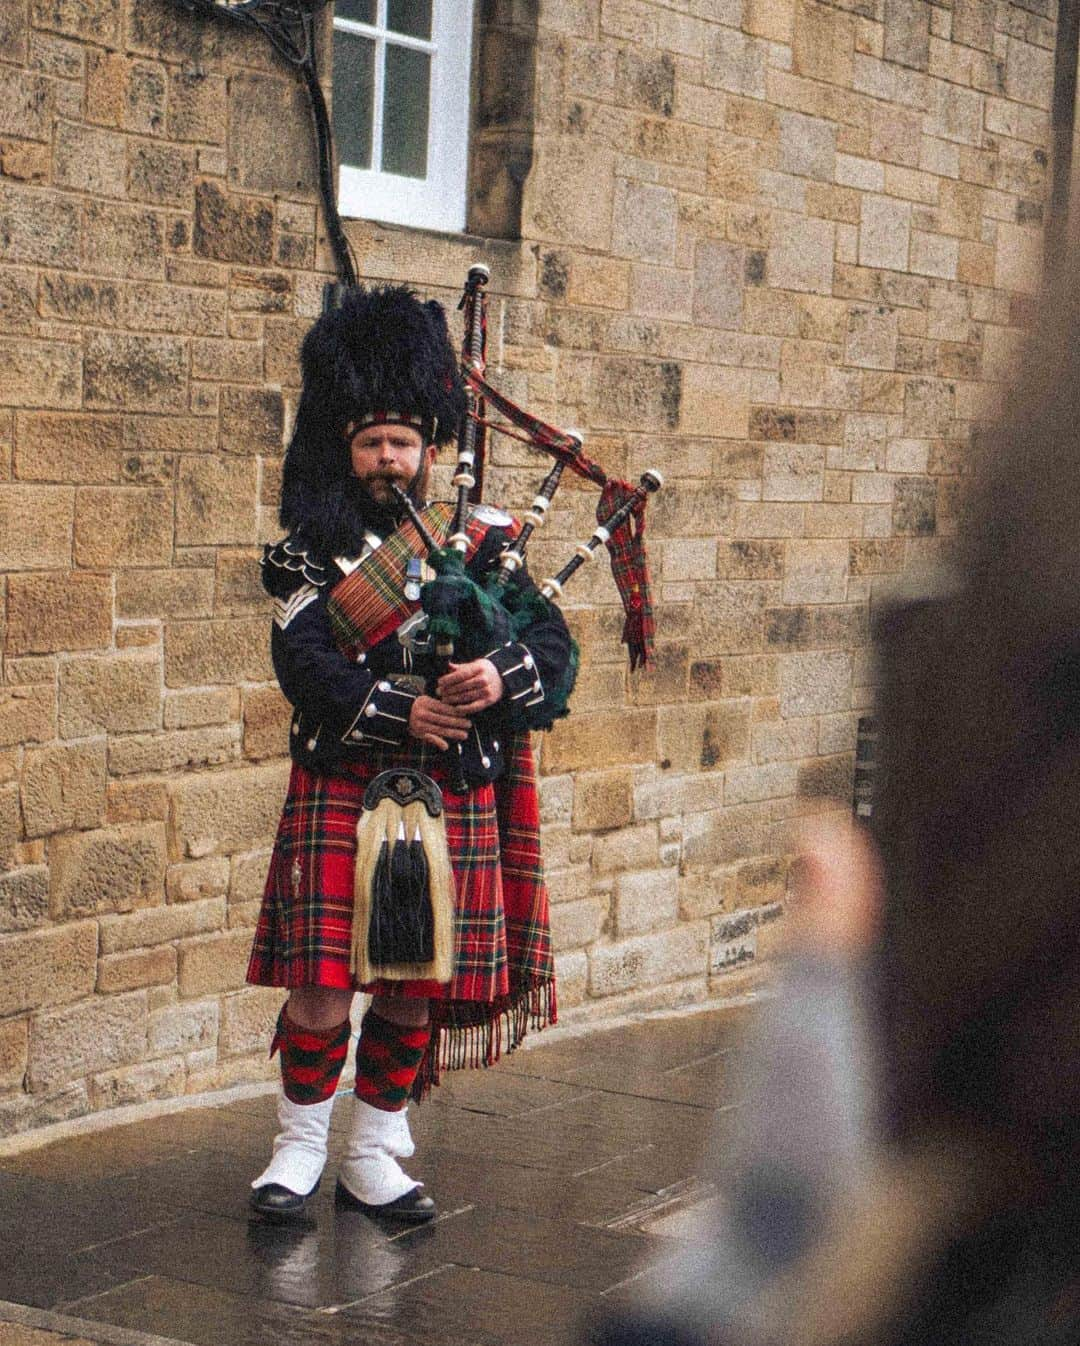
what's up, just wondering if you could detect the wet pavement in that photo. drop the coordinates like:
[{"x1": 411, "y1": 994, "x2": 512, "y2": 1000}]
[{"x1": 0, "y1": 1003, "x2": 751, "y2": 1346}]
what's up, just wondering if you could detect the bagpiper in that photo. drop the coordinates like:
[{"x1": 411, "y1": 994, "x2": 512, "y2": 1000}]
[{"x1": 246, "y1": 284, "x2": 572, "y2": 1222}]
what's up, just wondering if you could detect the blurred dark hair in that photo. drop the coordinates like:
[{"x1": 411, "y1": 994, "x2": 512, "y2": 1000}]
[{"x1": 870, "y1": 260, "x2": 1080, "y2": 1216}]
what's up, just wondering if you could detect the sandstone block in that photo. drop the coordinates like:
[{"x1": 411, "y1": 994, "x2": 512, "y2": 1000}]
[
  {"x1": 553, "y1": 950, "x2": 587, "y2": 1008},
  {"x1": 84, "y1": 332, "x2": 186, "y2": 412},
  {"x1": 228, "y1": 72, "x2": 317, "y2": 194},
  {"x1": 220, "y1": 386, "x2": 284, "y2": 456},
  {"x1": 117, "y1": 568, "x2": 215, "y2": 620},
  {"x1": 797, "y1": 753, "x2": 853, "y2": 801},
  {"x1": 883, "y1": 0, "x2": 930, "y2": 71},
  {"x1": 780, "y1": 650, "x2": 853, "y2": 716},
  {"x1": 73, "y1": 487, "x2": 173, "y2": 568},
  {"x1": 50, "y1": 821, "x2": 167, "y2": 918},
  {"x1": 572, "y1": 770, "x2": 633, "y2": 833},
  {"x1": 543, "y1": 709, "x2": 656, "y2": 774},
  {"x1": 678, "y1": 364, "x2": 750, "y2": 439},
  {"x1": 611, "y1": 179, "x2": 677, "y2": 265},
  {"x1": 82, "y1": 200, "x2": 164, "y2": 279},
  {"x1": 762, "y1": 443, "x2": 825, "y2": 502},
  {"x1": 108, "y1": 726, "x2": 238, "y2": 777},
  {"x1": 168, "y1": 760, "x2": 289, "y2": 858},
  {"x1": 164, "y1": 687, "x2": 236, "y2": 730},
  {"x1": 0, "y1": 73, "x2": 52, "y2": 143},
  {"x1": 588, "y1": 922, "x2": 706, "y2": 997},
  {"x1": 27, "y1": 989, "x2": 147, "y2": 1091},
  {"x1": 0, "y1": 486, "x2": 73, "y2": 569},
  {"x1": 783, "y1": 538, "x2": 849, "y2": 604},
  {"x1": 6, "y1": 572, "x2": 111, "y2": 655},
  {"x1": 106, "y1": 779, "x2": 170, "y2": 826},
  {"x1": 148, "y1": 997, "x2": 218, "y2": 1056},
  {"x1": 31, "y1": 0, "x2": 119, "y2": 43},
  {"x1": 527, "y1": 140, "x2": 615, "y2": 252},
  {"x1": 613, "y1": 868, "x2": 679, "y2": 935},
  {"x1": 0, "y1": 1016, "x2": 28, "y2": 1091},
  {"x1": 168, "y1": 70, "x2": 227, "y2": 144},
  {"x1": 242, "y1": 686, "x2": 290, "y2": 761},
  {"x1": 21, "y1": 742, "x2": 107, "y2": 838},
  {"x1": 215, "y1": 548, "x2": 266, "y2": 613},
  {"x1": 705, "y1": 26, "x2": 767, "y2": 97},
  {"x1": 219, "y1": 985, "x2": 282, "y2": 1056},
  {"x1": 122, "y1": 283, "x2": 225, "y2": 337},
  {"x1": 892, "y1": 475, "x2": 937, "y2": 535},
  {"x1": 651, "y1": 480, "x2": 735, "y2": 537},
  {"x1": 14, "y1": 412, "x2": 122, "y2": 483},
  {"x1": 54, "y1": 118, "x2": 126, "y2": 196},
  {"x1": 778, "y1": 111, "x2": 835, "y2": 182},
  {"x1": 0, "y1": 782, "x2": 19, "y2": 870},
  {"x1": 692, "y1": 240, "x2": 744, "y2": 329},
  {"x1": 765, "y1": 213, "x2": 835, "y2": 296},
  {"x1": 59, "y1": 653, "x2": 161, "y2": 737},
  {"x1": 97, "y1": 945, "x2": 176, "y2": 993},
  {"x1": 0, "y1": 265, "x2": 37, "y2": 335},
  {"x1": 193, "y1": 180, "x2": 273, "y2": 265},
  {"x1": 177, "y1": 928, "x2": 252, "y2": 997},
  {"x1": 540, "y1": 774, "x2": 574, "y2": 825},
  {"x1": 725, "y1": 761, "x2": 797, "y2": 805},
  {"x1": 859, "y1": 195, "x2": 911, "y2": 272},
  {"x1": 551, "y1": 896, "x2": 605, "y2": 951},
  {"x1": 99, "y1": 897, "x2": 226, "y2": 954},
  {"x1": 690, "y1": 655, "x2": 778, "y2": 700},
  {"x1": 128, "y1": 140, "x2": 195, "y2": 208},
  {"x1": 230, "y1": 849, "x2": 272, "y2": 905},
  {"x1": 0, "y1": 337, "x2": 81, "y2": 411},
  {"x1": 176, "y1": 455, "x2": 257, "y2": 545},
  {"x1": 793, "y1": 0, "x2": 854, "y2": 85},
  {"x1": 164, "y1": 616, "x2": 269, "y2": 687},
  {"x1": 626, "y1": 644, "x2": 690, "y2": 707},
  {"x1": 90, "y1": 1055, "x2": 185, "y2": 1111},
  {"x1": 0, "y1": 685, "x2": 55, "y2": 748},
  {"x1": 0, "y1": 866, "x2": 49, "y2": 933},
  {"x1": 0, "y1": 182, "x2": 80, "y2": 267},
  {"x1": 0, "y1": 921, "x2": 97, "y2": 1015},
  {"x1": 710, "y1": 902, "x2": 783, "y2": 976},
  {"x1": 591, "y1": 822, "x2": 660, "y2": 875},
  {"x1": 722, "y1": 855, "x2": 787, "y2": 910},
  {"x1": 166, "y1": 856, "x2": 229, "y2": 905}
]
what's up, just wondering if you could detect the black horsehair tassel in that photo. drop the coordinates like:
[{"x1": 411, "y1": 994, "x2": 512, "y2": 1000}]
[{"x1": 368, "y1": 821, "x2": 435, "y2": 965}]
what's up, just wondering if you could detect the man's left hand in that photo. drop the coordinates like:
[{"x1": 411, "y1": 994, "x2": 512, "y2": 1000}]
[{"x1": 436, "y1": 659, "x2": 503, "y2": 714}]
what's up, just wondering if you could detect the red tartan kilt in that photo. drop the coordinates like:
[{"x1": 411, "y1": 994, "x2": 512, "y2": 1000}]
[{"x1": 247, "y1": 753, "x2": 511, "y2": 1003}]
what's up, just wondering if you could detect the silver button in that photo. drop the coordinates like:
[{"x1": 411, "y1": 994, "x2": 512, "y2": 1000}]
[
  {"x1": 364, "y1": 703, "x2": 377, "y2": 718},
  {"x1": 378, "y1": 680, "x2": 391, "y2": 692},
  {"x1": 351, "y1": 729, "x2": 363, "y2": 740},
  {"x1": 306, "y1": 738, "x2": 317, "y2": 751},
  {"x1": 291, "y1": 722, "x2": 299, "y2": 735},
  {"x1": 522, "y1": 654, "x2": 534, "y2": 669},
  {"x1": 492, "y1": 740, "x2": 499, "y2": 751},
  {"x1": 356, "y1": 652, "x2": 366, "y2": 664},
  {"x1": 481, "y1": 755, "x2": 491, "y2": 768},
  {"x1": 532, "y1": 680, "x2": 541, "y2": 692}
]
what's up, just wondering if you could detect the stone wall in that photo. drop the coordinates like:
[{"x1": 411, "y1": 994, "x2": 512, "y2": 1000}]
[{"x1": 0, "y1": 0, "x2": 1058, "y2": 1134}]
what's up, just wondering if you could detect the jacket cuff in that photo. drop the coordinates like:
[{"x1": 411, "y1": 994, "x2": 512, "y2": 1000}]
[
  {"x1": 340, "y1": 677, "x2": 420, "y2": 747},
  {"x1": 486, "y1": 641, "x2": 545, "y2": 711}
]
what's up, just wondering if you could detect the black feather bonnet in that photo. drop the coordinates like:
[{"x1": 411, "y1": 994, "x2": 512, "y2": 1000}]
[{"x1": 280, "y1": 285, "x2": 466, "y2": 554}]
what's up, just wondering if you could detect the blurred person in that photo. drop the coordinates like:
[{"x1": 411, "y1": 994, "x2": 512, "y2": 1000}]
[{"x1": 588, "y1": 265, "x2": 1080, "y2": 1346}]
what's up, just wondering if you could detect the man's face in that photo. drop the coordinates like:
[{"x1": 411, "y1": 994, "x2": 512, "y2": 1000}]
[{"x1": 348, "y1": 422, "x2": 435, "y2": 504}]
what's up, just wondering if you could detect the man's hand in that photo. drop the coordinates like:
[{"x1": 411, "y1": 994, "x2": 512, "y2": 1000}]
[
  {"x1": 436, "y1": 659, "x2": 504, "y2": 715},
  {"x1": 408, "y1": 695, "x2": 471, "y2": 751}
]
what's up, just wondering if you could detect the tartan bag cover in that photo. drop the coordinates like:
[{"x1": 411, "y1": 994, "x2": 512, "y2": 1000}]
[{"x1": 247, "y1": 509, "x2": 556, "y2": 1090}]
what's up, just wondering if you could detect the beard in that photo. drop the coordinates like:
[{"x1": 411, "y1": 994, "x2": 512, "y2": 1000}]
[{"x1": 350, "y1": 456, "x2": 432, "y2": 522}]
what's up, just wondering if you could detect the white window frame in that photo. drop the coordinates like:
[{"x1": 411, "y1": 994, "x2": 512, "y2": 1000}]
[{"x1": 334, "y1": 0, "x2": 473, "y2": 234}]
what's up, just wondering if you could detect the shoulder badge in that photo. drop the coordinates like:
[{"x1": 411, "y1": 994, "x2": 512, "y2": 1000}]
[{"x1": 468, "y1": 503, "x2": 515, "y2": 528}]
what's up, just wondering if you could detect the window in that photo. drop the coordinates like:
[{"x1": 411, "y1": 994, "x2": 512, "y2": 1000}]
[{"x1": 332, "y1": 0, "x2": 473, "y2": 233}]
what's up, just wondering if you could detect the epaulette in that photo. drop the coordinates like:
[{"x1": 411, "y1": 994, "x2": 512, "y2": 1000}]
[{"x1": 260, "y1": 536, "x2": 330, "y2": 599}]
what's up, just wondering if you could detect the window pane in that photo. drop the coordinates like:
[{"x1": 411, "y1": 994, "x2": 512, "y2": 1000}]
[
  {"x1": 335, "y1": 0, "x2": 376, "y2": 23},
  {"x1": 382, "y1": 43, "x2": 430, "y2": 178},
  {"x1": 333, "y1": 31, "x2": 375, "y2": 170},
  {"x1": 386, "y1": 0, "x2": 432, "y2": 40}
]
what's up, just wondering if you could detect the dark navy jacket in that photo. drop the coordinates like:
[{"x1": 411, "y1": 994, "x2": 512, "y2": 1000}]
[{"x1": 261, "y1": 508, "x2": 573, "y2": 787}]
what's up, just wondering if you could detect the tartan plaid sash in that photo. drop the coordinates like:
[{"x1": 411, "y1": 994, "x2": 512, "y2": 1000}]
[{"x1": 326, "y1": 501, "x2": 488, "y2": 653}]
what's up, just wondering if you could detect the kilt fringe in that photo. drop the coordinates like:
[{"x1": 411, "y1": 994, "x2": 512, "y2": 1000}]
[{"x1": 414, "y1": 977, "x2": 557, "y2": 1100}]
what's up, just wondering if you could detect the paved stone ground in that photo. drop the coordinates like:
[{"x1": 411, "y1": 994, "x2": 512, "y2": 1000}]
[{"x1": 0, "y1": 1004, "x2": 750, "y2": 1346}]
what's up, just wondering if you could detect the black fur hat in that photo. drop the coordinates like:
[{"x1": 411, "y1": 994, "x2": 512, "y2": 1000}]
[{"x1": 280, "y1": 285, "x2": 466, "y2": 551}]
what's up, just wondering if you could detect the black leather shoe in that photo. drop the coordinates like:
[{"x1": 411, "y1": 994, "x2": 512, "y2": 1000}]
[
  {"x1": 250, "y1": 1177, "x2": 319, "y2": 1220},
  {"x1": 334, "y1": 1178, "x2": 436, "y2": 1222}
]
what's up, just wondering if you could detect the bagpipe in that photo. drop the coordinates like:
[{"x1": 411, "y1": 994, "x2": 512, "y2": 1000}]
[{"x1": 403, "y1": 264, "x2": 662, "y2": 670}]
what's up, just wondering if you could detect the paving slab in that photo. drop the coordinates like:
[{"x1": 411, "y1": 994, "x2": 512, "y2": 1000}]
[{"x1": 0, "y1": 1003, "x2": 749, "y2": 1346}]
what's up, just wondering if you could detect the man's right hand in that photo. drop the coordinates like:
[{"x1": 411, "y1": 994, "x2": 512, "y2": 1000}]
[{"x1": 408, "y1": 694, "x2": 471, "y2": 751}]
